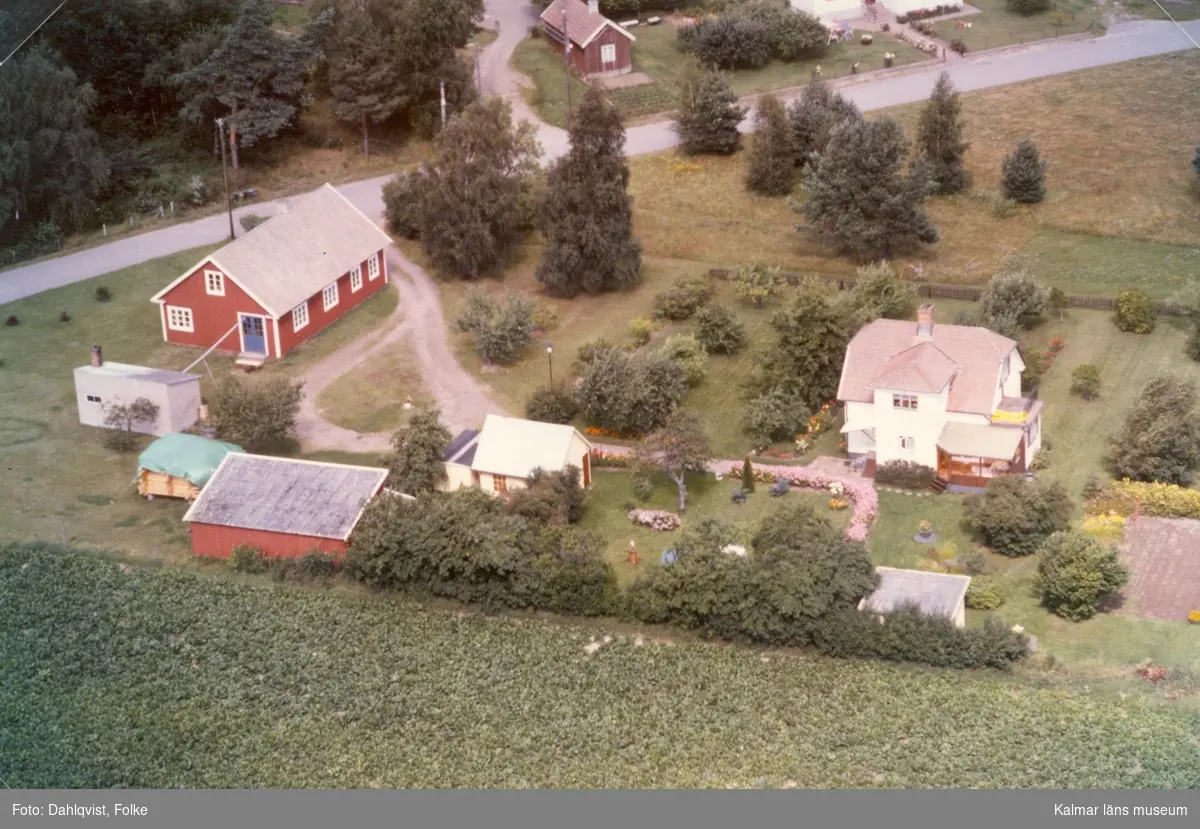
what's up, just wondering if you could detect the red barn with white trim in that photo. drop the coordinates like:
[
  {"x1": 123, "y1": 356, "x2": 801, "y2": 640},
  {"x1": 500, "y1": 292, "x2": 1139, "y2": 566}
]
[
  {"x1": 150, "y1": 183, "x2": 394, "y2": 365},
  {"x1": 540, "y1": 0, "x2": 636, "y2": 79}
]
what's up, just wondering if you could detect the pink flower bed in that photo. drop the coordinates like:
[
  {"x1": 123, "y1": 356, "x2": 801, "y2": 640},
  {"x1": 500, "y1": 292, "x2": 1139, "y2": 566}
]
[
  {"x1": 726, "y1": 463, "x2": 879, "y2": 541},
  {"x1": 628, "y1": 509, "x2": 682, "y2": 532}
]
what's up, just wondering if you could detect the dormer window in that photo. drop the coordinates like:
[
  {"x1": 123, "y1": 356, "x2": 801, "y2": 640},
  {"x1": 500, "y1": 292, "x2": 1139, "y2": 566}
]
[{"x1": 893, "y1": 394, "x2": 918, "y2": 410}]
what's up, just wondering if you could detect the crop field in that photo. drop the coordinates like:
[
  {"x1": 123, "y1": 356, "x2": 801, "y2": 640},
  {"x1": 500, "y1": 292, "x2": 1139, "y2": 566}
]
[{"x1": 4, "y1": 544, "x2": 1200, "y2": 789}]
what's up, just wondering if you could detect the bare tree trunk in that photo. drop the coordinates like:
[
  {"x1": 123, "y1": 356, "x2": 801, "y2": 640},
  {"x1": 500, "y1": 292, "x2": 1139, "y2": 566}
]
[
  {"x1": 671, "y1": 471, "x2": 687, "y2": 511},
  {"x1": 362, "y1": 114, "x2": 370, "y2": 159},
  {"x1": 230, "y1": 126, "x2": 240, "y2": 171}
]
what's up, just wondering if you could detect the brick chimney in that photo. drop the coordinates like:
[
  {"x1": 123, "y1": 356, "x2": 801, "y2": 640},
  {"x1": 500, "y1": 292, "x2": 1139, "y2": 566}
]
[
  {"x1": 916, "y1": 304, "x2": 934, "y2": 339},
  {"x1": 90, "y1": 345, "x2": 103, "y2": 367},
  {"x1": 588, "y1": 0, "x2": 599, "y2": 13}
]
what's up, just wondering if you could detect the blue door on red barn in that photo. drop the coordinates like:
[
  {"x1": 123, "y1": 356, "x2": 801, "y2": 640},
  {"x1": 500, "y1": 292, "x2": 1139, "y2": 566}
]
[{"x1": 239, "y1": 314, "x2": 266, "y2": 354}]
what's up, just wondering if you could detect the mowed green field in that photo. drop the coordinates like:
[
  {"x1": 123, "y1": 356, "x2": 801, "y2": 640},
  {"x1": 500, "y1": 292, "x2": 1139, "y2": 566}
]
[{"x1": 4, "y1": 543, "x2": 1200, "y2": 789}]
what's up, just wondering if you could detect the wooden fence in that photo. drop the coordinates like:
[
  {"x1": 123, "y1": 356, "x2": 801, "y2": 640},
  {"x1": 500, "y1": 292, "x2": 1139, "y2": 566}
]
[{"x1": 705, "y1": 269, "x2": 1187, "y2": 317}]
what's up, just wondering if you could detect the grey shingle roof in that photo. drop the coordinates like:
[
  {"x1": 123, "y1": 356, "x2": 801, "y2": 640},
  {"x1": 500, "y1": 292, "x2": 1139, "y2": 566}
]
[
  {"x1": 183, "y1": 454, "x2": 387, "y2": 541},
  {"x1": 860, "y1": 567, "x2": 971, "y2": 619}
]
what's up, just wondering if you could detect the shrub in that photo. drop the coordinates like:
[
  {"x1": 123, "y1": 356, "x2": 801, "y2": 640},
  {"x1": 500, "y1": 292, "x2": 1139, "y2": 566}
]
[
  {"x1": 525, "y1": 385, "x2": 580, "y2": 424},
  {"x1": 383, "y1": 406, "x2": 451, "y2": 494},
  {"x1": 1036, "y1": 531, "x2": 1128, "y2": 621},
  {"x1": 239, "y1": 214, "x2": 268, "y2": 232},
  {"x1": 652, "y1": 274, "x2": 713, "y2": 320},
  {"x1": 1109, "y1": 479, "x2": 1200, "y2": 519},
  {"x1": 507, "y1": 466, "x2": 586, "y2": 526},
  {"x1": 964, "y1": 476, "x2": 1072, "y2": 557},
  {"x1": 848, "y1": 261, "x2": 917, "y2": 322},
  {"x1": 949, "y1": 38, "x2": 968, "y2": 55},
  {"x1": 271, "y1": 551, "x2": 341, "y2": 583},
  {"x1": 630, "y1": 460, "x2": 657, "y2": 501},
  {"x1": 382, "y1": 170, "x2": 427, "y2": 239},
  {"x1": 207, "y1": 376, "x2": 304, "y2": 452},
  {"x1": 1070, "y1": 364, "x2": 1101, "y2": 400},
  {"x1": 1007, "y1": 0, "x2": 1051, "y2": 14},
  {"x1": 979, "y1": 270, "x2": 1049, "y2": 329},
  {"x1": 733, "y1": 261, "x2": 784, "y2": 308},
  {"x1": 1187, "y1": 323, "x2": 1200, "y2": 362},
  {"x1": 4, "y1": 315, "x2": 17, "y2": 326},
  {"x1": 94, "y1": 285, "x2": 112, "y2": 302},
  {"x1": 874, "y1": 460, "x2": 937, "y2": 490},
  {"x1": 576, "y1": 338, "x2": 616, "y2": 368},
  {"x1": 1114, "y1": 289, "x2": 1155, "y2": 334},
  {"x1": 454, "y1": 290, "x2": 537, "y2": 365},
  {"x1": 959, "y1": 549, "x2": 989, "y2": 576},
  {"x1": 578, "y1": 348, "x2": 686, "y2": 436},
  {"x1": 744, "y1": 386, "x2": 809, "y2": 450},
  {"x1": 695, "y1": 304, "x2": 748, "y2": 355},
  {"x1": 59, "y1": 310, "x2": 71, "y2": 323},
  {"x1": 628, "y1": 316, "x2": 654, "y2": 346},
  {"x1": 532, "y1": 302, "x2": 559, "y2": 332},
  {"x1": 1001, "y1": 139, "x2": 1046, "y2": 204},
  {"x1": 1110, "y1": 374, "x2": 1199, "y2": 486},
  {"x1": 655, "y1": 334, "x2": 708, "y2": 386},
  {"x1": 965, "y1": 579, "x2": 1004, "y2": 610},
  {"x1": 231, "y1": 544, "x2": 269, "y2": 574}
]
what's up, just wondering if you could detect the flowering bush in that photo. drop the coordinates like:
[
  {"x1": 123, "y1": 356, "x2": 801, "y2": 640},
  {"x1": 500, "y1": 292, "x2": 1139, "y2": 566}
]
[
  {"x1": 906, "y1": 4, "x2": 962, "y2": 20},
  {"x1": 584, "y1": 426, "x2": 646, "y2": 441},
  {"x1": 1047, "y1": 337, "x2": 1065, "y2": 354},
  {"x1": 1189, "y1": 610, "x2": 1200, "y2": 624},
  {"x1": 828, "y1": 498, "x2": 849, "y2": 511},
  {"x1": 1108, "y1": 479, "x2": 1200, "y2": 519},
  {"x1": 1081, "y1": 512, "x2": 1126, "y2": 544},
  {"x1": 725, "y1": 462, "x2": 878, "y2": 540},
  {"x1": 628, "y1": 509, "x2": 681, "y2": 532},
  {"x1": 828, "y1": 481, "x2": 845, "y2": 497},
  {"x1": 590, "y1": 449, "x2": 632, "y2": 469}
]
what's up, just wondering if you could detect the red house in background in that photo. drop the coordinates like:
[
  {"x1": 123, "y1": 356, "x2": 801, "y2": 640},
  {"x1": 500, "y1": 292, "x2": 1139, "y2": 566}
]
[
  {"x1": 150, "y1": 183, "x2": 394, "y2": 366},
  {"x1": 540, "y1": 0, "x2": 636, "y2": 79}
]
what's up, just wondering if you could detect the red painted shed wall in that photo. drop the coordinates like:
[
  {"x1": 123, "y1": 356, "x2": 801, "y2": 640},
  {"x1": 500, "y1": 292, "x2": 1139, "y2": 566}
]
[
  {"x1": 189, "y1": 522, "x2": 348, "y2": 560},
  {"x1": 543, "y1": 24, "x2": 632, "y2": 77},
  {"x1": 158, "y1": 260, "x2": 272, "y2": 355},
  {"x1": 275, "y1": 250, "x2": 388, "y2": 356}
]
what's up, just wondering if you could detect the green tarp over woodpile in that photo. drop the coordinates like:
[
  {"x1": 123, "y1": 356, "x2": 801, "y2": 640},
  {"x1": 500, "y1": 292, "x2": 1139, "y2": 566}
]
[{"x1": 135, "y1": 433, "x2": 244, "y2": 488}]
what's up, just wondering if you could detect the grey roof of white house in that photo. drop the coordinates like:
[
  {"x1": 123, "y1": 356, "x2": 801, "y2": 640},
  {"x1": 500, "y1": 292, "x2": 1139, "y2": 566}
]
[
  {"x1": 152, "y1": 183, "x2": 393, "y2": 318},
  {"x1": 859, "y1": 567, "x2": 971, "y2": 619},
  {"x1": 183, "y1": 454, "x2": 387, "y2": 540},
  {"x1": 74, "y1": 362, "x2": 199, "y2": 386},
  {"x1": 444, "y1": 429, "x2": 481, "y2": 465}
]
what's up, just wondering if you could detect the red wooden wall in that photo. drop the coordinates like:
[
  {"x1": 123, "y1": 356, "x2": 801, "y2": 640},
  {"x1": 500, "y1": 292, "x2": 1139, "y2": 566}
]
[
  {"x1": 275, "y1": 250, "x2": 388, "y2": 356},
  {"x1": 544, "y1": 26, "x2": 632, "y2": 77},
  {"x1": 189, "y1": 522, "x2": 348, "y2": 560},
  {"x1": 158, "y1": 259, "x2": 273, "y2": 355}
]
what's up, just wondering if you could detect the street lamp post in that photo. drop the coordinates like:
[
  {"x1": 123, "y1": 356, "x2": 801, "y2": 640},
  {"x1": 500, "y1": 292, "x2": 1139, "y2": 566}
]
[
  {"x1": 216, "y1": 118, "x2": 235, "y2": 241},
  {"x1": 546, "y1": 343, "x2": 554, "y2": 389}
]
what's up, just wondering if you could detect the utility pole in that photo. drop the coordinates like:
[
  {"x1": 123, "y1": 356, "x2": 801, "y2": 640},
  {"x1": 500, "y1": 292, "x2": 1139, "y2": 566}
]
[
  {"x1": 563, "y1": 10, "x2": 573, "y2": 120},
  {"x1": 440, "y1": 81, "x2": 447, "y2": 128},
  {"x1": 216, "y1": 118, "x2": 235, "y2": 241},
  {"x1": 474, "y1": 41, "x2": 483, "y2": 91}
]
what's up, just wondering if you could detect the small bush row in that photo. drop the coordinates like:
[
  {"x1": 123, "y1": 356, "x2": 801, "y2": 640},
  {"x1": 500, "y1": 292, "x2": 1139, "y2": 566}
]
[{"x1": 874, "y1": 460, "x2": 937, "y2": 490}]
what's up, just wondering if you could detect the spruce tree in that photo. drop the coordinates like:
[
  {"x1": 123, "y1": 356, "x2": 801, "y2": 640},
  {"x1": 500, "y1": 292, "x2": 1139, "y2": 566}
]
[
  {"x1": 787, "y1": 78, "x2": 861, "y2": 166},
  {"x1": 799, "y1": 117, "x2": 939, "y2": 259},
  {"x1": 418, "y1": 97, "x2": 542, "y2": 279},
  {"x1": 915, "y1": 72, "x2": 969, "y2": 195},
  {"x1": 745, "y1": 93, "x2": 795, "y2": 196},
  {"x1": 328, "y1": 1, "x2": 408, "y2": 158},
  {"x1": 536, "y1": 87, "x2": 642, "y2": 297},
  {"x1": 741, "y1": 457, "x2": 756, "y2": 492},
  {"x1": 1001, "y1": 138, "x2": 1046, "y2": 204},
  {"x1": 673, "y1": 63, "x2": 747, "y2": 155}
]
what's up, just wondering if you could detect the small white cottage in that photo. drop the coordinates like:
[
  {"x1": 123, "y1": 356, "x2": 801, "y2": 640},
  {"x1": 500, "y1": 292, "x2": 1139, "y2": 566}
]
[
  {"x1": 440, "y1": 415, "x2": 594, "y2": 494},
  {"x1": 73, "y1": 346, "x2": 202, "y2": 437}
]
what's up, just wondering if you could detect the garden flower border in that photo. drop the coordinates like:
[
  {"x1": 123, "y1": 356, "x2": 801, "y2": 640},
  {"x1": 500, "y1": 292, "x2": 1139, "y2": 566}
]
[{"x1": 726, "y1": 462, "x2": 878, "y2": 541}]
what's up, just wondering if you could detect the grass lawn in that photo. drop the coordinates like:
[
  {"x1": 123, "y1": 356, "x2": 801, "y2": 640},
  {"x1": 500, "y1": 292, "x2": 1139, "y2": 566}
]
[
  {"x1": 928, "y1": 0, "x2": 1101, "y2": 53},
  {"x1": 1123, "y1": 0, "x2": 1200, "y2": 19},
  {"x1": 582, "y1": 468, "x2": 851, "y2": 579},
  {"x1": 626, "y1": 52, "x2": 1200, "y2": 286},
  {"x1": 317, "y1": 336, "x2": 433, "y2": 434},
  {"x1": 512, "y1": 24, "x2": 929, "y2": 128},
  {"x1": 10, "y1": 543, "x2": 1200, "y2": 788},
  {"x1": 868, "y1": 492, "x2": 1200, "y2": 672},
  {"x1": 0, "y1": 245, "x2": 396, "y2": 562}
]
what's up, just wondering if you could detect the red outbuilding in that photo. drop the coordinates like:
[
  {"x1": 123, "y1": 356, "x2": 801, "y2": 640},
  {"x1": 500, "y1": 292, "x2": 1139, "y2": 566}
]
[
  {"x1": 540, "y1": 0, "x2": 636, "y2": 79},
  {"x1": 150, "y1": 183, "x2": 394, "y2": 366},
  {"x1": 182, "y1": 454, "x2": 389, "y2": 560}
]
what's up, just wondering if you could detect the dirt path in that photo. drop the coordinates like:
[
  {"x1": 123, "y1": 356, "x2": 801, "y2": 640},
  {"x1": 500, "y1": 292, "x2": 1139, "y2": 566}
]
[{"x1": 294, "y1": 249, "x2": 508, "y2": 454}]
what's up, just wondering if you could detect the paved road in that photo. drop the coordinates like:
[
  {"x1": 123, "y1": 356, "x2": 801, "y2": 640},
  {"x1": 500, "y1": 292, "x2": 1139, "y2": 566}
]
[{"x1": 1, "y1": 15, "x2": 1197, "y2": 306}]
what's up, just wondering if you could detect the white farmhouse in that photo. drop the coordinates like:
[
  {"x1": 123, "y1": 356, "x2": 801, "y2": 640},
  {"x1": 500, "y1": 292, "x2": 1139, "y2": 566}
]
[
  {"x1": 837, "y1": 304, "x2": 1043, "y2": 488},
  {"x1": 440, "y1": 415, "x2": 594, "y2": 495}
]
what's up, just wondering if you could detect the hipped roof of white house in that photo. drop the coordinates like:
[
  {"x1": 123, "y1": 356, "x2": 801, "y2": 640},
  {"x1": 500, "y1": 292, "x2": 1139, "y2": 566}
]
[
  {"x1": 151, "y1": 184, "x2": 393, "y2": 318},
  {"x1": 469, "y1": 415, "x2": 591, "y2": 480},
  {"x1": 837, "y1": 313, "x2": 1018, "y2": 416}
]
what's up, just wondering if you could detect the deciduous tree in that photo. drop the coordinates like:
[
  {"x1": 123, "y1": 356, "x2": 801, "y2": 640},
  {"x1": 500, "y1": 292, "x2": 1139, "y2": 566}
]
[
  {"x1": 1036, "y1": 531, "x2": 1128, "y2": 621},
  {"x1": 1109, "y1": 374, "x2": 1200, "y2": 486},
  {"x1": 453, "y1": 290, "x2": 537, "y2": 365},
  {"x1": 745, "y1": 93, "x2": 795, "y2": 196},
  {"x1": 963, "y1": 477, "x2": 1072, "y2": 558},
  {"x1": 383, "y1": 405, "x2": 451, "y2": 493},
  {"x1": 207, "y1": 375, "x2": 304, "y2": 452},
  {"x1": 760, "y1": 283, "x2": 856, "y2": 412},
  {"x1": 328, "y1": 1, "x2": 408, "y2": 158},
  {"x1": 537, "y1": 87, "x2": 642, "y2": 297},
  {"x1": 635, "y1": 410, "x2": 713, "y2": 511}
]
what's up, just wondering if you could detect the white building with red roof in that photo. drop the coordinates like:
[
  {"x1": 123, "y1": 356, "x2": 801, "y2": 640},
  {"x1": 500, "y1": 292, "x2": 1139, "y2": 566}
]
[{"x1": 837, "y1": 304, "x2": 1043, "y2": 488}]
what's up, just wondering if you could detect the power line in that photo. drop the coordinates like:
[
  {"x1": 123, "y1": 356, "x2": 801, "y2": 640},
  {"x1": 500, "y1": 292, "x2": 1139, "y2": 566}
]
[
  {"x1": 0, "y1": 0, "x2": 66, "y2": 67},
  {"x1": 1143, "y1": 0, "x2": 1200, "y2": 50}
]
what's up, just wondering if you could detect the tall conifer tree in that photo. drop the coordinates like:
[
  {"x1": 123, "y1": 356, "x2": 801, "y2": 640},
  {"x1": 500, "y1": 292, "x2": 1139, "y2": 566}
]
[{"x1": 915, "y1": 72, "x2": 969, "y2": 195}]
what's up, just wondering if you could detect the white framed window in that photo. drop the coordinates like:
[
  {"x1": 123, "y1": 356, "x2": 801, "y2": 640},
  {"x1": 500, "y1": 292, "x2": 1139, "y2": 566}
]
[
  {"x1": 367, "y1": 256, "x2": 380, "y2": 281},
  {"x1": 86, "y1": 394, "x2": 102, "y2": 404},
  {"x1": 350, "y1": 266, "x2": 363, "y2": 293},
  {"x1": 292, "y1": 302, "x2": 309, "y2": 332},
  {"x1": 892, "y1": 393, "x2": 918, "y2": 411},
  {"x1": 601, "y1": 44, "x2": 616, "y2": 63},
  {"x1": 899, "y1": 436, "x2": 915, "y2": 451},
  {"x1": 167, "y1": 305, "x2": 194, "y2": 332},
  {"x1": 322, "y1": 282, "x2": 339, "y2": 311},
  {"x1": 204, "y1": 270, "x2": 225, "y2": 296}
]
